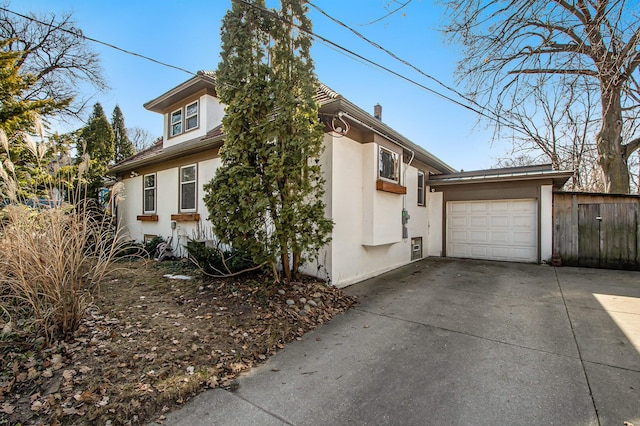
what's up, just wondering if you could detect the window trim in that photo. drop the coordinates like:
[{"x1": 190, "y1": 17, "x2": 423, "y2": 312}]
[
  {"x1": 169, "y1": 100, "x2": 200, "y2": 138},
  {"x1": 378, "y1": 145, "x2": 400, "y2": 183},
  {"x1": 170, "y1": 108, "x2": 183, "y2": 137},
  {"x1": 143, "y1": 173, "x2": 156, "y2": 214},
  {"x1": 179, "y1": 164, "x2": 197, "y2": 213},
  {"x1": 417, "y1": 170, "x2": 425, "y2": 206},
  {"x1": 185, "y1": 100, "x2": 199, "y2": 131}
]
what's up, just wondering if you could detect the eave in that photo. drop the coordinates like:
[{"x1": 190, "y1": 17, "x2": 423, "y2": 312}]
[
  {"x1": 427, "y1": 165, "x2": 573, "y2": 189},
  {"x1": 109, "y1": 127, "x2": 224, "y2": 176},
  {"x1": 144, "y1": 71, "x2": 217, "y2": 113},
  {"x1": 320, "y1": 98, "x2": 457, "y2": 175}
]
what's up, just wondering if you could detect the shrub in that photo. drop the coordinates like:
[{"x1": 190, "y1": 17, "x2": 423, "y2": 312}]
[
  {"x1": 185, "y1": 239, "x2": 258, "y2": 277},
  {"x1": 144, "y1": 235, "x2": 165, "y2": 258}
]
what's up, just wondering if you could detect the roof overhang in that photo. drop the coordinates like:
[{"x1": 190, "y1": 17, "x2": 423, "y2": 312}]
[
  {"x1": 109, "y1": 127, "x2": 224, "y2": 176},
  {"x1": 319, "y1": 98, "x2": 457, "y2": 174},
  {"x1": 144, "y1": 71, "x2": 217, "y2": 113},
  {"x1": 427, "y1": 164, "x2": 573, "y2": 189}
]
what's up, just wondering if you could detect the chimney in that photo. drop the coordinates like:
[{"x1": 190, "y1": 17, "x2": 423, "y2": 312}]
[{"x1": 374, "y1": 103, "x2": 382, "y2": 121}]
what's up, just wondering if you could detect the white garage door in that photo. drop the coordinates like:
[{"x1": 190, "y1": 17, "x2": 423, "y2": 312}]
[{"x1": 446, "y1": 199, "x2": 538, "y2": 262}]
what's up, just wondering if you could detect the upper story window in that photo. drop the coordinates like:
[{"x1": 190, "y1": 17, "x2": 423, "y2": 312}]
[
  {"x1": 143, "y1": 173, "x2": 156, "y2": 213},
  {"x1": 185, "y1": 101, "x2": 198, "y2": 131},
  {"x1": 379, "y1": 146, "x2": 400, "y2": 183},
  {"x1": 171, "y1": 109, "x2": 182, "y2": 136},
  {"x1": 417, "y1": 170, "x2": 425, "y2": 206},
  {"x1": 170, "y1": 101, "x2": 199, "y2": 137},
  {"x1": 180, "y1": 164, "x2": 197, "y2": 212}
]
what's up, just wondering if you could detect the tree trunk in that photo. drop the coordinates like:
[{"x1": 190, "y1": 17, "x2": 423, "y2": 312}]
[
  {"x1": 281, "y1": 249, "x2": 291, "y2": 282},
  {"x1": 596, "y1": 84, "x2": 630, "y2": 193},
  {"x1": 291, "y1": 251, "x2": 300, "y2": 280}
]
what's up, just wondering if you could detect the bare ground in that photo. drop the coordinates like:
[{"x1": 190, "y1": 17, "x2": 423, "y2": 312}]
[{"x1": 0, "y1": 259, "x2": 357, "y2": 425}]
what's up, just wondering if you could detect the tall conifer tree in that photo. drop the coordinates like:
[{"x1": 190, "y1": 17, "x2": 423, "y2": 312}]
[
  {"x1": 204, "y1": 0, "x2": 332, "y2": 282},
  {"x1": 112, "y1": 105, "x2": 134, "y2": 162},
  {"x1": 78, "y1": 102, "x2": 114, "y2": 199}
]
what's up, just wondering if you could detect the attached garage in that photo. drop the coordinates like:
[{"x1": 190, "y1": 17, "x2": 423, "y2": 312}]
[
  {"x1": 446, "y1": 199, "x2": 538, "y2": 262},
  {"x1": 428, "y1": 165, "x2": 573, "y2": 264}
]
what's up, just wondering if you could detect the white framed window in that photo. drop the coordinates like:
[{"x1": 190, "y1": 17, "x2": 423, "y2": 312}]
[
  {"x1": 185, "y1": 101, "x2": 198, "y2": 131},
  {"x1": 179, "y1": 164, "x2": 197, "y2": 212},
  {"x1": 417, "y1": 170, "x2": 425, "y2": 206},
  {"x1": 170, "y1": 109, "x2": 182, "y2": 136},
  {"x1": 143, "y1": 173, "x2": 156, "y2": 213},
  {"x1": 379, "y1": 146, "x2": 400, "y2": 183}
]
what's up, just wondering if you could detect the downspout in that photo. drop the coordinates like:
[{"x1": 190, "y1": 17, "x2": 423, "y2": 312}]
[{"x1": 338, "y1": 111, "x2": 415, "y2": 238}]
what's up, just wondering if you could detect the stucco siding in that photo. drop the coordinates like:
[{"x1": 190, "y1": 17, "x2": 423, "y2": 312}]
[
  {"x1": 163, "y1": 95, "x2": 224, "y2": 148},
  {"x1": 117, "y1": 155, "x2": 222, "y2": 256},
  {"x1": 328, "y1": 137, "x2": 433, "y2": 287}
]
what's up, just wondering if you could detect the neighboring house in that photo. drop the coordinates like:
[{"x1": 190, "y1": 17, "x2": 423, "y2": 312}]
[{"x1": 109, "y1": 71, "x2": 572, "y2": 287}]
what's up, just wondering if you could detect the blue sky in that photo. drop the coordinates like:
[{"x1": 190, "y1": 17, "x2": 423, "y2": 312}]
[{"x1": 13, "y1": 0, "x2": 510, "y2": 171}]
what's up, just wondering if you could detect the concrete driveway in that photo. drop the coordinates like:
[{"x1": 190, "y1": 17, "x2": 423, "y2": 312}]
[{"x1": 163, "y1": 258, "x2": 640, "y2": 426}]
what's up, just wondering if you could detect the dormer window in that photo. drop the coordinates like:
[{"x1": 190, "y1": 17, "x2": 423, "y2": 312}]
[
  {"x1": 171, "y1": 109, "x2": 182, "y2": 136},
  {"x1": 169, "y1": 101, "x2": 199, "y2": 137},
  {"x1": 185, "y1": 101, "x2": 198, "y2": 131}
]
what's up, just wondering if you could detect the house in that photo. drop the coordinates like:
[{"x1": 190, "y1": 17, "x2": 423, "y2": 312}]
[{"x1": 109, "y1": 71, "x2": 572, "y2": 287}]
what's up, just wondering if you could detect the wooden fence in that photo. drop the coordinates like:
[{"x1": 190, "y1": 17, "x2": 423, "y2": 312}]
[{"x1": 553, "y1": 192, "x2": 640, "y2": 270}]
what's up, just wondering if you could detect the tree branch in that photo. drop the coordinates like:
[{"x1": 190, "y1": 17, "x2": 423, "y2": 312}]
[
  {"x1": 622, "y1": 136, "x2": 640, "y2": 161},
  {"x1": 509, "y1": 68, "x2": 600, "y2": 77}
]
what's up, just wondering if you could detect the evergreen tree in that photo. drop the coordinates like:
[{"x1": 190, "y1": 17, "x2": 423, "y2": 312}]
[
  {"x1": 204, "y1": 0, "x2": 332, "y2": 282},
  {"x1": 0, "y1": 38, "x2": 67, "y2": 200},
  {"x1": 112, "y1": 105, "x2": 134, "y2": 162},
  {"x1": 269, "y1": 0, "x2": 333, "y2": 279},
  {"x1": 77, "y1": 102, "x2": 114, "y2": 199}
]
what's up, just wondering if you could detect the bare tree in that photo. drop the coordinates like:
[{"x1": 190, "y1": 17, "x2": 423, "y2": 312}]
[
  {"x1": 495, "y1": 74, "x2": 604, "y2": 191},
  {"x1": 0, "y1": 4, "x2": 107, "y2": 118},
  {"x1": 127, "y1": 127, "x2": 156, "y2": 153},
  {"x1": 441, "y1": 0, "x2": 640, "y2": 193}
]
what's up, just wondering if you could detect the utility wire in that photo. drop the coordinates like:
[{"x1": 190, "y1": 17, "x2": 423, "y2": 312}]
[
  {"x1": 358, "y1": 0, "x2": 413, "y2": 26},
  {"x1": 5, "y1": 2, "x2": 522, "y2": 134},
  {"x1": 0, "y1": 6, "x2": 196, "y2": 77},
  {"x1": 308, "y1": 2, "x2": 497, "y2": 121},
  {"x1": 236, "y1": 0, "x2": 517, "y2": 130}
]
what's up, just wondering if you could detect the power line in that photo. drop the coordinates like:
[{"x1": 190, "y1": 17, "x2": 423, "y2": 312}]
[
  {"x1": 5, "y1": 2, "x2": 523, "y2": 135},
  {"x1": 236, "y1": 0, "x2": 517, "y2": 130},
  {"x1": 357, "y1": 0, "x2": 413, "y2": 27},
  {"x1": 308, "y1": 2, "x2": 497, "y2": 122},
  {"x1": 0, "y1": 6, "x2": 196, "y2": 77}
]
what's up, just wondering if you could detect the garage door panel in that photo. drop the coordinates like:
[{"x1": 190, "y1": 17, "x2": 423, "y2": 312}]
[
  {"x1": 491, "y1": 231, "x2": 509, "y2": 243},
  {"x1": 490, "y1": 215, "x2": 509, "y2": 227},
  {"x1": 489, "y1": 201, "x2": 509, "y2": 212},
  {"x1": 469, "y1": 246, "x2": 488, "y2": 257},
  {"x1": 470, "y1": 203, "x2": 490, "y2": 213},
  {"x1": 446, "y1": 199, "x2": 537, "y2": 263},
  {"x1": 450, "y1": 230, "x2": 469, "y2": 243},
  {"x1": 513, "y1": 231, "x2": 535, "y2": 244},
  {"x1": 470, "y1": 216, "x2": 487, "y2": 227},
  {"x1": 448, "y1": 243, "x2": 469, "y2": 257},
  {"x1": 450, "y1": 203, "x2": 469, "y2": 213},
  {"x1": 469, "y1": 231, "x2": 488, "y2": 242},
  {"x1": 513, "y1": 216, "x2": 534, "y2": 228},
  {"x1": 450, "y1": 216, "x2": 468, "y2": 227}
]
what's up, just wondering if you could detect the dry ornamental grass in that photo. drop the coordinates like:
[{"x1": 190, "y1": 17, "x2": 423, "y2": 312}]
[{"x1": 0, "y1": 259, "x2": 357, "y2": 425}]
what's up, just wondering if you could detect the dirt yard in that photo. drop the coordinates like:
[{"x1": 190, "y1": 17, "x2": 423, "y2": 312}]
[{"x1": 0, "y1": 259, "x2": 357, "y2": 425}]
